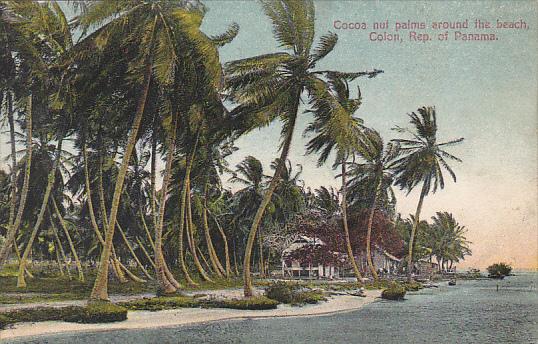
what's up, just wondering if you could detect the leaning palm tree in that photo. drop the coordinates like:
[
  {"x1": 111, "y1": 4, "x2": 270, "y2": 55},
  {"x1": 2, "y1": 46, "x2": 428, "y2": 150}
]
[
  {"x1": 226, "y1": 0, "x2": 382, "y2": 296},
  {"x1": 305, "y1": 74, "x2": 366, "y2": 282},
  {"x1": 346, "y1": 129, "x2": 398, "y2": 280},
  {"x1": 392, "y1": 106, "x2": 464, "y2": 281}
]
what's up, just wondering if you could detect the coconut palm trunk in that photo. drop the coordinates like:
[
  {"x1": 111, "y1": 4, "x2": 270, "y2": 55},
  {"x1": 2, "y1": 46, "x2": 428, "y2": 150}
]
[
  {"x1": 136, "y1": 237, "x2": 156, "y2": 269},
  {"x1": 186, "y1": 178, "x2": 213, "y2": 283},
  {"x1": 366, "y1": 179, "x2": 382, "y2": 281},
  {"x1": 243, "y1": 101, "x2": 299, "y2": 297},
  {"x1": 52, "y1": 197, "x2": 85, "y2": 282},
  {"x1": 177, "y1": 141, "x2": 199, "y2": 287},
  {"x1": 341, "y1": 161, "x2": 362, "y2": 283},
  {"x1": 202, "y1": 182, "x2": 225, "y2": 278},
  {"x1": 116, "y1": 222, "x2": 150, "y2": 281},
  {"x1": 406, "y1": 182, "x2": 429, "y2": 282},
  {"x1": 17, "y1": 134, "x2": 64, "y2": 288},
  {"x1": 90, "y1": 21, "x2": 156, "y2": 300},
  {"x1": 0, "y1": 95, "x2": 32, "y2": 266},
  {"x1": 7, "y1": 92, "x2": 17, "y2": 235},
  {"x1": 153, "y1": 115, "x2": 180, "y2": 293},
  {"x1": 50, "y1": 213, "x2": 71, "y2": 279},
  {"x1": 209, "y1": 209, "x2": 231, "y2": 278}
]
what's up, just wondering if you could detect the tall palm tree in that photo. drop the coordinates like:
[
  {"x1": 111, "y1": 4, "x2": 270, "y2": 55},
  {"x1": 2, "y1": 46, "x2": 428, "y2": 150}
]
[
  {"x1": 392, "y1": 106, "x2": 464, "y2": 281},
  {"x1": 226, "y1": 0, "x2": 381, "y2": 296},
  {"x1": 346, "y1": 129, "x2": 398, "y2": 280},
  {"x1": 305, "y1": 74, "x2": 367, "y2": 282}
]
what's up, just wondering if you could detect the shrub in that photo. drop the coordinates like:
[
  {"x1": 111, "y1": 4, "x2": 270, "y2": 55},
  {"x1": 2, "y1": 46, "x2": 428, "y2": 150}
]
[
  {"x1": 291, "y1": 291, "x2": 327, "y2": 305},
  {"x1": 119, "y1": 296, "x2": 199, "y2": 311},
  {"x1": 403, "y1": 281, "x2": 423, "y2": 291},
  {"x1": 0, "y1": 314, "x2": 12, "y2": 329},
  {"x1": 265, "y1": 281, "x2": 295, "y2": 303},
  {"x1": 487, "y1": 263, "x2": 512, "y2": 277},
  {"x1": 64, "y1": 302, "x2": 127, "y2": 323},
  {"x1": 381, "y1": 283, "x2": 406, "y2": 301},
  {"x1": 210, "y1": 296, "x2": 279, "y2": 310}
]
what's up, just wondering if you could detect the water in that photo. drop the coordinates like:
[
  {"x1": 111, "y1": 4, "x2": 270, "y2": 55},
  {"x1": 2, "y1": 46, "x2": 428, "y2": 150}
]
[{"x1": 6, "y1": 273, "x2": 538, "y2": 344}]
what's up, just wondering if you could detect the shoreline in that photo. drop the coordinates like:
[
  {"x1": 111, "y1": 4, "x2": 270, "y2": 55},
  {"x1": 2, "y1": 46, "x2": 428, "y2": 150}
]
[{"x1": 0, "y1": 290, "x2": 381, "y2": 340}]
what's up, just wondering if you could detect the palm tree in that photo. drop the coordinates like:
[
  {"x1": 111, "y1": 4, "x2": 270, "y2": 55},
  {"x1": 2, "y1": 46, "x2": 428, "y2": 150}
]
[
  {"x1": 392, "y1": 106, "x2": 464, "y2": 281},
  {"x1": 430, "y1": 212, "x2": 471, "y2": 270},
  {"x1": 305, "y1": 74, "x2": 367, "y2": 282},
  {"x1": 226, "y1": 0, "x2": 381, "y2": 296},
  {"x1": 346, "y1": 129, "x2": 398, "y2": 280}
]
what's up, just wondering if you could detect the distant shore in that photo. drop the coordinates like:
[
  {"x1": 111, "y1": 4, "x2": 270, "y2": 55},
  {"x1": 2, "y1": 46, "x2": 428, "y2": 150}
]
[{"x1": 0, "y1": 290, "x2": 381, "y2": 341}]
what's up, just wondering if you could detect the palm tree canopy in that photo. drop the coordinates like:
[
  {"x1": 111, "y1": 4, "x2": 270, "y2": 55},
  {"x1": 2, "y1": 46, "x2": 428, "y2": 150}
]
[{"x1": 392, "y1": 106, "x2": 464, "y2": 195}]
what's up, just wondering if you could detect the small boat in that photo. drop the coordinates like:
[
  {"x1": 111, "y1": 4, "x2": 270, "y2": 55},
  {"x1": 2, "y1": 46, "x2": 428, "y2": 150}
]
[{"x1": 448, "y1": 279, "x2": 457, "y2": 286}]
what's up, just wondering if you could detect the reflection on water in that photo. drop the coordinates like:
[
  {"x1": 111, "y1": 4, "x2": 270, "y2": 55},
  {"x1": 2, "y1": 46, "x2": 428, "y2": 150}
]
[{"x1": 7, "y1": 273, "x2": 538, "y2": 344}]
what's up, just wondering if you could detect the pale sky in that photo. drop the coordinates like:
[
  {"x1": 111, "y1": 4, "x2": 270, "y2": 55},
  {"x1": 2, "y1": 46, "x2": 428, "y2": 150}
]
[{"x1": 1, "y1": 1, "x2": 536, "y2": 270}]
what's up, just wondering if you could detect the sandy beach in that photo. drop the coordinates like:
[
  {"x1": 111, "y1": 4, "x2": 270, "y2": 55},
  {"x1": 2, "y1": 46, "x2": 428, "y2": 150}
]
[{"x1": 0, "y1": 290, "x2": 381, "y2": 341}]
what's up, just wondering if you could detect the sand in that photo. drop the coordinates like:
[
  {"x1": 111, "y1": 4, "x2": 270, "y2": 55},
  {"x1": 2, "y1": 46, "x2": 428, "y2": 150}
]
[{"x1": 0, "y1": 290, "x2": 381, "y2": 340}]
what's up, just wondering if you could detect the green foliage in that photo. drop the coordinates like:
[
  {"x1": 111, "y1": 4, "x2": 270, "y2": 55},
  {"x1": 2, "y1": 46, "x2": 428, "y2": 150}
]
[
  {"x1": 0, "y1": 303, "x2": 127, "y2": 326},
  {"x1": 0, "y1": 314, "x2": 11, "y2": 329},
  {"x1": 291, "y1": 291, "x2": 327, "y2": 305},
  {"x1": 402, "y1": 281, "x2": 423, "y2": 291},
  {"x1": 119, "y1": 296, "x2": 199, "y2": 311},
  {"x1": 487, "y1": 263, "x2": 512, "y2": 277},
  {"x1": 381, "y1": 282, "x2": 406, "y2": 300},
  {"x1": 210, "y1": 296, "x2": 279, "y2": 310},
  {"x1": 64, "y1": 302, "x2": 127, "y2": 323},
  {"x1": 264, "y1": 281, "x2": 326, "y2": 305},
  {"x1": 265, "y1": 281, "x2": 295, "y2": 303},
  {"x1": 120, "y1": 295, "x2": 279, "y2": 311}
]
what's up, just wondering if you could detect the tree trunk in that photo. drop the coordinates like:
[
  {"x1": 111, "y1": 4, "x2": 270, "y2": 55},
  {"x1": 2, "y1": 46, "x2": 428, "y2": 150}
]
[
  {"x1": 52, "y1": 197, "x2": 85, "y2": 282},
  {"x1": 51, "y1": 214, "x2": 70, "y2": 279},
  {"x1": 90, "y1": 15, "x2": 158, "y2": 300},
  {"x1": 243, "y1": 98, "x2": 299, "y2": 297},
  {"x1": 177, "y1": 140, "x2": 199, "y2": 287},
  {"x1": 136, "y1": 237, "x2": 156, "y2": 269},
  {"x1": 258, "y1": 233, "x2": 264, "y2": 278},
  {"x1": 17, "y1": 134, "x2": 63, "y2": 287},
  {"x1": 7, "y1": 92, "x2": 17, "y2": 238},
  {"x1": 83, "y1": 144, "x2": 126, "y2": 282},
  {"x1": 153, "y1": 115, "x2": 179, "y2": 293},
  {"x1": 0, "y1": 95, "x2": 32, "y2": 266},
  {"x1": 341, "y1": 161, "x2": 362, "y2": 283},
  {"x1": 209, "y1": 209, "x2": 231, "y2": 278},
  {"x1": 186, "y1": 178, "x2": 213, "y2": 283},
  {"x1": 366, "y1": 178, "x2": 382, "y2": 281},
  {"x1": 117, "y1": 222, "x2": 151, "y2": 281},
  {"x1": 406, "y1": 182, "x2": 429, "y2": 282},
  {"x1": 202, "y1": 182, "x2": 225, "y2": 278}
]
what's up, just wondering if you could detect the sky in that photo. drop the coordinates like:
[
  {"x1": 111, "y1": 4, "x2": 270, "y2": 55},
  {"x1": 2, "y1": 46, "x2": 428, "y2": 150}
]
[{"x1": 1, "y1": 1, "x2": 536, "y2": 270}]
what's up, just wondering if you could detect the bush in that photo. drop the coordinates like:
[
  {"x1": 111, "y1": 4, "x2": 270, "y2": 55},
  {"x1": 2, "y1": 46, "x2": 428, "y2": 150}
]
[
  {"x1": 64, "y1": 302, "x2": 127, "y2": 323},
  {"x1": 0, "y1": 314, "x2": 11, "y2": 329},
  {"x1": 0, "y1": 303, "x2": 126, "y2": 326},
  {"x1": 403, "y1": 281, "x2": 423, "y2": 291},
  {"x1": 487, "y1": 263, "x2": 512, "y2": 277},
  {"x1": 119, "y1": 296, "x2": 199, "y2": 311},
  {"x1": 381, "y1": 283, "x2": 406, "y2": 301},
  {"x1": 291, "y1": 291, "x2": 327, "y2": 305},
  {"x1": 265, "y1": 281, "x2": 295, "y2": 303},
  {"x1": 210, "y1": 296, "x2": 279, "y2": 310}
]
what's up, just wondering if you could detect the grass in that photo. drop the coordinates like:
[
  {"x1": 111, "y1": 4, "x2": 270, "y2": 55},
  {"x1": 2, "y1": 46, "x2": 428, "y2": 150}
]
[
  {"x1": 119, "y1": 295, "x2": 279, "y2": 311},
  {"x1": 0, "y1": 302, "x2": 127, "y2": 329}
]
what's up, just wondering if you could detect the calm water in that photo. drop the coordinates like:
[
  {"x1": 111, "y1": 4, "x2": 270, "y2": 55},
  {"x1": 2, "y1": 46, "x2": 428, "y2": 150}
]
[{"x1": 7, "y1": 273, "x2": 538, "y2": 344}]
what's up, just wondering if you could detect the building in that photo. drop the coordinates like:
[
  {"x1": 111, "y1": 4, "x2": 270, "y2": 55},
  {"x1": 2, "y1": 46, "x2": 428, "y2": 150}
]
[{"x1": 281, "y1": 237, "x2": 402, "y2": 279}]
